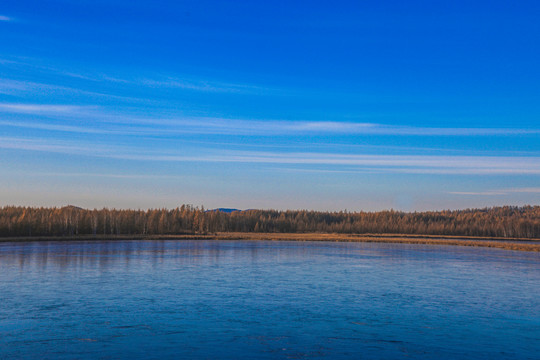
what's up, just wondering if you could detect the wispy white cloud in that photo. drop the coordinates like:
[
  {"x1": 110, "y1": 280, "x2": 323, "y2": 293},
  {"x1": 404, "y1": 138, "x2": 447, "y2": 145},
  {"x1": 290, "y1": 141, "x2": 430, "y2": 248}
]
[
  {"x1": 0, "y1": 57, "x2": 278, "y2": 94},
  {"x1": 360, "y1": 125, "x2": 539, "y2": 136},
  {"x1": 0, "y1": 103, "x2": 89, "y2": 115},
  {"x1": 32, "y1": 172, "x2": 187, "y2": 180},
  {"x1": 278, "y1": 122, "x2": 539, "y2": 136},
  {"x1": 450, "y1": 188, "x2": 540, "y2": 196},
  {"x1": 0, "y1": 120, "x2": 110, "y2": 134},
  {"x1": 140, "y1": 76, "x2": 272, "y2": 94},
  {"x1": 0, "y1": 80, "x2": 60, "y2": 94},
  {"x1": 0, "y1": 58, "x2": 107, "y2": 81},
  {"x1": 449, "y1": 191, "x2": 509, "y2": 196},
  {"x1": 0, "y1": 15, "x2": 11, "y2": 22},
  {"x1": 0, "y1": 137, "x2": 127, "y2": 156},
  {"x1": 2, "y1": 137, "x2": 540, "y2": 175},
  {"x1": 1, "y1": 102, "x2": 539, "y2": 138},
  {"x1": 0, "y1": 81, "x2": 145, "y2": 102}
]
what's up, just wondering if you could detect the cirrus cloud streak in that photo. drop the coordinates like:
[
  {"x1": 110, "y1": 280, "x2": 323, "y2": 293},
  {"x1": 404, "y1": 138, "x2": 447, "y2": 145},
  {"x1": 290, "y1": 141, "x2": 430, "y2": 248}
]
[
  {"x1": 1, "y1": 137, "x2": 540, "y2": 175},
  {"x1": 1, "y1": 103, "x2": 539, "y2": 137}
]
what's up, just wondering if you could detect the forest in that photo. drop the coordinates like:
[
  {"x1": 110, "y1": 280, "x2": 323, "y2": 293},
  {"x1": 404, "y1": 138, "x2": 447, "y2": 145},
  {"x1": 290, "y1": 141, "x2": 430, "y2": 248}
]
[{"x1": 0, "y1": 205, "x2": 539, "y2": 239}]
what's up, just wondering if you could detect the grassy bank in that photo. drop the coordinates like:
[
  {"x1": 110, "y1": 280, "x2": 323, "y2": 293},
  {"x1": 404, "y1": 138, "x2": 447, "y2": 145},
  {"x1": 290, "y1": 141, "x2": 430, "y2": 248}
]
[{"x1": 1, "y1": 232, "x2": 539, "y2": 252}]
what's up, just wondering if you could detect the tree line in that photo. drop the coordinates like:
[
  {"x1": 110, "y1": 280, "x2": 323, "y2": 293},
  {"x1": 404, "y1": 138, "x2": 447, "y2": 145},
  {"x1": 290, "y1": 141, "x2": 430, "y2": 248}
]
[{"x1": 0, "y1": 205, "x2": 539, "y2": 238}]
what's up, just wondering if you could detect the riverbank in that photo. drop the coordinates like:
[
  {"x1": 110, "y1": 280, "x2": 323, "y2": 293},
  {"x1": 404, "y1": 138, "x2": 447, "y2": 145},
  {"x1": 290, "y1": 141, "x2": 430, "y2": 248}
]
[{"x1": 1, "y1": 232, "x2": 539, "y2": 252}]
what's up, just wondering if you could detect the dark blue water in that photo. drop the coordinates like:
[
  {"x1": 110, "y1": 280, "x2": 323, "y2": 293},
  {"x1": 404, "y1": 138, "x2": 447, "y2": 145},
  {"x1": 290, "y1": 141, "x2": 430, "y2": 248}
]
[{"x1": 0, "y1": 240, "x2": 539, "y2": 359}]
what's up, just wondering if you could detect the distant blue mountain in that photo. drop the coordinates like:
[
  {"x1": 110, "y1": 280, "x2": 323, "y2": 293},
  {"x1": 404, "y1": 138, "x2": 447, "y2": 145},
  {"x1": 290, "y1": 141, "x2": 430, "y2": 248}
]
[{"x1": 207, "y1": 208, "x2": 242, "y2": 213}]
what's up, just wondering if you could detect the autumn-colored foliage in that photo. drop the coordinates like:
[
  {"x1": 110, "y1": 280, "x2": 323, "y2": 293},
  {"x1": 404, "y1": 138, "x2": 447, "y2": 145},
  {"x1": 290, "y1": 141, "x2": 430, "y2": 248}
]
[{"x1": 0, "y1": 205, "x2": 539, "y2": 239}]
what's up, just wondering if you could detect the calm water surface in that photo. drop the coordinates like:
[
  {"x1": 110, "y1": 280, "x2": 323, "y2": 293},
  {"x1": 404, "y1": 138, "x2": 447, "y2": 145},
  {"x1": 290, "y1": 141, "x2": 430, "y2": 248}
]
[{"x1": 0, "y1": 240, "x2": 539, "y2": 359}]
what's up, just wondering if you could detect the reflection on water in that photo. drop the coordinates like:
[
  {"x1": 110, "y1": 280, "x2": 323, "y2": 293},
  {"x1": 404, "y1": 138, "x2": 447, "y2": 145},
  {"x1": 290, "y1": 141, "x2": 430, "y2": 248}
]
[{"x1": 1, "y1": 240, "x2": 539, "y2": 359}]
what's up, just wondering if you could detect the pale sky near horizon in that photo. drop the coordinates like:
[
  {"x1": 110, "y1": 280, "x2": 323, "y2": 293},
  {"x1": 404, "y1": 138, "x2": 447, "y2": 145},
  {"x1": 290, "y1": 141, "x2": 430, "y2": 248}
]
[{"x1": 1, "y1": 0, "x2": 540, "y2": 211}]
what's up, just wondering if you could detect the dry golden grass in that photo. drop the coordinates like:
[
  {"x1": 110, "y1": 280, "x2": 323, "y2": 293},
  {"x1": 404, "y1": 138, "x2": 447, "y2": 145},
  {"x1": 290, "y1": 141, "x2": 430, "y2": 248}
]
[
  {"x1": 210, "y1": 232, "x2": 540, "y2": 252},
  {"x1": 1, "y1": 232, "x2": 539, "y2": 252}
]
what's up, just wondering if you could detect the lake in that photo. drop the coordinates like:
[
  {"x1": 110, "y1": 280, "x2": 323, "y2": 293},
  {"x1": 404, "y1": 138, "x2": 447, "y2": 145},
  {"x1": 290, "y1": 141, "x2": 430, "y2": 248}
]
[{"x1": 0, "y1": 240, "x2": 539, "y2": 359}]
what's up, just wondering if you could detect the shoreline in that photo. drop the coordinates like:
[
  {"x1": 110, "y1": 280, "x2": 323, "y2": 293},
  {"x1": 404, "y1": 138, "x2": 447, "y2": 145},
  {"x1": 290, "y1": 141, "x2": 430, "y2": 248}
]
[{"x1": 1, "y1": 232, "x2": 539, "y2": 252}]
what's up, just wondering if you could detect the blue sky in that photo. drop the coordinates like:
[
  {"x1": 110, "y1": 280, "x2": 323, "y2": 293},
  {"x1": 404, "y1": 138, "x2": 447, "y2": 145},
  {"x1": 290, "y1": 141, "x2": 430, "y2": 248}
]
[{"x1": 1, "y1": 0, "x2": 539, "y2": 211}]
